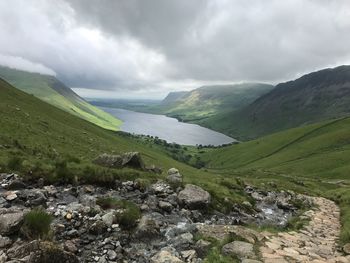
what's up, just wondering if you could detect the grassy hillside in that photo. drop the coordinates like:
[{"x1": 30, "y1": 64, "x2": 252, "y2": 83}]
[
  {"x1": 224, "y1": 65, "x2": 350, "y2": 140},
  {"x1": 154, "y1": 83, "x2": 273, "y2": 123},
  {"x1": 200, "y1": 117, "x2": 350, "y2": 243},
  {"x1": 0, "y1": 77, "x2": 251, "y2": 208},
  {"x1": 0, "y1": 66, "x2": 122, "y2": 131}
]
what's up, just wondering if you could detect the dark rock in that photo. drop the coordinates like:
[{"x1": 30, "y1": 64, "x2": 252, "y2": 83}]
[
  {"x1": 134, "y1": 215, "x2": 161, "y2": 241},
  {"x1": 89, "y1": 220, "x2": 107, "y2": 235},
  {"x1": 158, "y1": 201, "x2": 173, "y2": 213},
  {"x1": 93, "y1": 152, "x2": 145, "y2": 170},
  {"x1": 195, "y1": 239, "x2": 211, "y2": 258},
  {"x1": 7, "y1": 180, "x2": 27, "y2": 190}
]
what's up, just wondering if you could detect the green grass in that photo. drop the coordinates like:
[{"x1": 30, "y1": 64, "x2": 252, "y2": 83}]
[
  {"x1": 0, "y1": 78, "x2": 250, "y2": 210},
  {"x1": 22, "y1": 208, "x2": 53, "y2": 239},
  {"x1": 198, "y1": 116, "x2": 350, "y2": 244},
  {"x1": 0, "y1": 66, "x2": 122, "y2": 131}
]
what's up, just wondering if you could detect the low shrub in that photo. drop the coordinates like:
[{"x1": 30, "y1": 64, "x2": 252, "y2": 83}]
[
  {"x1": 21, "y1": 208, "x2": 53, "y2": 239},
  {"x1": 97, "y1": 197, "x2": 141, "y2": 229}
]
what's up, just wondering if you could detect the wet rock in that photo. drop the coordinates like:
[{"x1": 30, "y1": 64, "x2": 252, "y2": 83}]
[
  {"x1": 93, "y1": 152, "x2": 145, "y2": 170},
  {"x1": 178, "y1": 184, "x2": 211, "y2": 210},
  {"x1": 222, "y1": 241, "x2": 255, "y2": 259},
  {"x1": 167, "y1": 168, "x2": 183, "y2": 186},
  {"x1": 0, "y1": 208, "x2": 26, "y2": 235}
]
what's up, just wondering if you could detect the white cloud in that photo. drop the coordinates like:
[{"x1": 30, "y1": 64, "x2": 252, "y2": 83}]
[{"x1": 0, "y1": 54, "x2": 56, "y2": 75}]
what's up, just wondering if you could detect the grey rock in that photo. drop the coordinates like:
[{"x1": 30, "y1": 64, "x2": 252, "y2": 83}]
[
  {"x1": 222, "y1": 241, "x2": 255, "y2": 259},
  {"x1": 93, "y1": 152, "x2": 145, "y2": 170},
  {"x1": 102, "y1": 211, "x2": 115, "y2": 227},
  {"x1": 0, "y1": 208, "x2": 26, "y2": 235},
  {"x1": 159, "y1": 201, "x2": 173, "y2": 212},
  {"x1": 107, "y1": 250, "x2": 118, "y2": 261},
  {"x1": 167, "y1": 168, "x2": 183, "y2": 186},
  {"x1": 151, "y1": 250, "x2": 183, "y2": 263},
  {"x1": 134, "y1": 215, "x2": 161, "y2": 240},
  {"x1": 195, "y1": 239, "x2": 211, "y2": 258},
  {"x1": 178, "y1": 184, "x2": 211, "y2": 210},
  {"x1": 0, "y1": 235, "x2": 11, "y2": 248}
]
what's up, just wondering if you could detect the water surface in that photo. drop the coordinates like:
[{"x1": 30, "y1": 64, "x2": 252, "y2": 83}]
[{"x1": 101, "y1": 107, "x2": 235, "y2": 146}]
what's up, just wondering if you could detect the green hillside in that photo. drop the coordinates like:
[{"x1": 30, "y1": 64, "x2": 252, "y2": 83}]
[
  {"x1": 154, "y1": 83, "x2": 273, "y2": 123},
  {"x1": 223, "y1": 65, "x2": 350, "y2": 140},
  {"x1": 200, "y1": 117, "x2": 350, "y2": 242},
  {"x1": 0, "y1": 66, "x2": 122, "y2": 131},
  {"x1": 0, "y1": 77, "x2": 249, "y2": 207}
]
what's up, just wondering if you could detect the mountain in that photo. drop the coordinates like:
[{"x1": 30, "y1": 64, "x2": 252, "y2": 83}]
[
  {"x1": 223, "y1": 65, "x2": 350, "y2": 140},
  {"x1": 0, "y1": 77, "x2": 248, "y2": 207},
  {"x1": 0, "y1": 66, "x2": 121, "y2": 131},
  {"x1": 161, "y1": 91, "x2": 189, "y2": 105},
  {"x1": 153, "y1": 83, "x2": 274, "y2": 123}
]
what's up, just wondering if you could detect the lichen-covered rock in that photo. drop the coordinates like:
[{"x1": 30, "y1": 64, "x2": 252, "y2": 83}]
[{"x1": 177, "y1": 184, "x2": 210, "y2": 209}]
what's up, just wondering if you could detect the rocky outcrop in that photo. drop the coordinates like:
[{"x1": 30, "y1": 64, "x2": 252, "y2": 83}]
[
  {"x1": 177, "y1": 184, "x2": 211, "y2": 210},
  {"x1": 93, "y1": 152, "x2": 145, "y2": 169}
]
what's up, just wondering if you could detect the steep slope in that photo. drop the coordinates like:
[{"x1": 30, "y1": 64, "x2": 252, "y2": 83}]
[
  {"x1": 158, "y1": 83, "x2": 273, "y2": 122},
  {"x1": 202, "y1": 116, "x2": 350, "y2": 179},
  {"x1": 0, "y1": 66, "x2": 121, "y2": 131},
  {"x1": 225, "y1": 65, "x2": 350, "y2": 140},
  {"x1": 161, "y1": 91, "x2": 189, "y2": 105},
  {"x1": 0, "y1": 77, "x2": 249, "y2": 206}
]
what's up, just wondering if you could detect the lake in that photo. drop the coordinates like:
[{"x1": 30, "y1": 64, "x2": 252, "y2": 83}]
[{"x1": 100, "y1": 107, "x2": 235, "y2": 146}]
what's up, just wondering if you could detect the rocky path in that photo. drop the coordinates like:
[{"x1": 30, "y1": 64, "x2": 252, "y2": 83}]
[{"x1": 260, "y1": 196, "x2": 348, "y2": 263}]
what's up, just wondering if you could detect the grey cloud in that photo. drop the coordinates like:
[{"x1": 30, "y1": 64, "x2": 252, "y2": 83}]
[{"x1": 0, "y1": 0, "x2": 350, "y2": 97}]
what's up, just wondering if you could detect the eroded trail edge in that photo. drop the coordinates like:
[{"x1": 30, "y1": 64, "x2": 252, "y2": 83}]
[{"x1": 260, "y1": 196, "x2": 345, "y2": 263}]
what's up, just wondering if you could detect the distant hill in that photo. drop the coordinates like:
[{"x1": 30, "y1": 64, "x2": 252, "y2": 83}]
[
  {"x1": 221, "y1": 65, "x2": 350, "y2": 140},
  {"x1": 161, "y1": 91, "x2": 189, "y2": 105},
  {"x1": 0, "y1": 66, "x2": 121, "y2": 131},
  {"x1": 155, "y1": 83, "x2": 274, "y2": 123}
]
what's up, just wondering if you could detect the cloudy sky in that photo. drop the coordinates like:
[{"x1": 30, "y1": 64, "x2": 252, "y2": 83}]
[{"x1": 0, "y1": 0, "x2": 350, "y2": 99}]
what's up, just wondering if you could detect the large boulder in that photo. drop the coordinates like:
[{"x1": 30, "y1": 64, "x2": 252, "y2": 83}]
[
  {"x1": 177, "y1": 184, "x2": 211, "y2": 209},
  {"x1": 0, "y1": 208, "x2": 27, "y2": 235},
  {"x1": 166, "y1": 168, "x2": 183, "y2": 187},
  {"x1": 93, "y1": 152, "x2": 145, "y2": 170}
]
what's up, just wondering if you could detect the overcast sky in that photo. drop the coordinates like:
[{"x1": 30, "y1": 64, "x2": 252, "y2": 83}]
[{"x1": 0, "y1": 0, "x2": 350, "y2": 99}]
